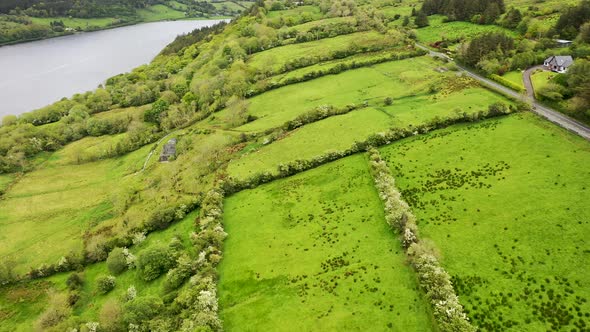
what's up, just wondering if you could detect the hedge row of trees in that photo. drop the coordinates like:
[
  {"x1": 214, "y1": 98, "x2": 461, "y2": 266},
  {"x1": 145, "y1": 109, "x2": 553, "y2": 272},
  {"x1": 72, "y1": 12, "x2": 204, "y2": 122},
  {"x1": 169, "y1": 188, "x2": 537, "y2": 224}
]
[{"x1": 367, "y1": 148, "x2": 475, "y2": 331}]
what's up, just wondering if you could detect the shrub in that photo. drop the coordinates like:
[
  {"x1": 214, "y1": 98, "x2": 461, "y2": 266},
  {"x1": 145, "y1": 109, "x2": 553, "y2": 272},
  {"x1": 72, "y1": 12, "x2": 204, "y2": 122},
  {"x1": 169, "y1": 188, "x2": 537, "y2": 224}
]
[
  {"x1": 384, "y1": 97, "x2": 393, "y2": 106},
  {"x1": 136, "y1": 245, "x2": 173, "y2": 281},
  {"x1": 97, "y1": 275, "x2": 116, "y2": 294},
  {"x1": 66, "y1": 272, "x2": 84, "y2": 290},
  {"x1": 35, "y1": 291, "x2": 72, "y2": 330},
  {"x1": 123, "y1": 296, "x2": 163, "y2": 325},
  {"x1": 99, "y1": 299, "x2": 124, "y2": 332},
  {"x1": 106, "y1": 247, "x2": 128, "y2": 275}
]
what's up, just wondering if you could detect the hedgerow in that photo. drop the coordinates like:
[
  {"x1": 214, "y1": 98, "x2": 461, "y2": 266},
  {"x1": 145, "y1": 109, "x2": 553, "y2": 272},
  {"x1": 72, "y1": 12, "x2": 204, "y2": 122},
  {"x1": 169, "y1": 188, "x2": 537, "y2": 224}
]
[{"x1": 367, "y1": 148, "x2": 476, "y2": 332}]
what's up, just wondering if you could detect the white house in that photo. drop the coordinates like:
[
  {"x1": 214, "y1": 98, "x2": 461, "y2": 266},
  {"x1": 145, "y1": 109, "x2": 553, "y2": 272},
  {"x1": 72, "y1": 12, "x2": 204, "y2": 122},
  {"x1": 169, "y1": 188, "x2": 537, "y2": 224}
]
[{"x1": 544, "y1": 55, "x2": 574, "y2": 73}]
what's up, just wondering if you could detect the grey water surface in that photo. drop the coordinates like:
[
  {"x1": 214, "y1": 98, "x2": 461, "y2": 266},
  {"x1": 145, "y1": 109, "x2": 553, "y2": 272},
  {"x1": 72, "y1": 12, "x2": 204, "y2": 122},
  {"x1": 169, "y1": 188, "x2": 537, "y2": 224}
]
[{"x1": 0, "y1": 19, "x2": 224, "y2": 117}]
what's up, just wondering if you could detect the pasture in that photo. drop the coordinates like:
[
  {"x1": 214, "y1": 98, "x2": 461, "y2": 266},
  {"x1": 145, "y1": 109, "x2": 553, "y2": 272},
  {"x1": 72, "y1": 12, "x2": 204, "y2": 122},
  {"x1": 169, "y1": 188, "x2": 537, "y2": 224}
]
[
  {"x1": 233, "y1": 55, "x2": 448, "y2": 132},
  {"x1": 379, "y1": 113, "x2": 590, "y2": 331},
  {"x1": 0, "y1": 210, "x2": 198, "y2": 331},
  {"x1": 219, "y1": 155, "x2": 434, "y2": 331},
  {"x1": 415, "y1": 15, "x2": 516, "y2": 46}
]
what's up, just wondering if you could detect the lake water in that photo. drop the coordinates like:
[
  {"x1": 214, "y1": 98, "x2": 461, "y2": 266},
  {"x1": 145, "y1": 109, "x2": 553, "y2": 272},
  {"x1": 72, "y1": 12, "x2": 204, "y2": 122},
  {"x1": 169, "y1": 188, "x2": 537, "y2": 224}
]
[{"x1": 0, "y1": 19, "x2": 224, "y2": 118}]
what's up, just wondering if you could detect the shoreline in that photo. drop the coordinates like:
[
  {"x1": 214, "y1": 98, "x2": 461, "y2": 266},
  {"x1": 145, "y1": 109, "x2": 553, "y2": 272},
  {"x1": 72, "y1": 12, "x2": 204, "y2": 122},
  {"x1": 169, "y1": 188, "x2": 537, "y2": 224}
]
[{"x1": 0, "y1": 15, "x2": 231, "y2": 48}]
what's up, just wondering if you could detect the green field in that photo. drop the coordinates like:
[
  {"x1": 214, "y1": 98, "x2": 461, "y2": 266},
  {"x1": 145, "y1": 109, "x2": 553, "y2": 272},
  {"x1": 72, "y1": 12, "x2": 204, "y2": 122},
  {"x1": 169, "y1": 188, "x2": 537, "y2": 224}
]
[
  {"x1": 246, "y1": 30, "x2": 396, "y2": 73},
  {"x1": 379, "y1": 113, "x2": 590, "y2": 331},
  {"x1": 228, "y1": 84, "x2": 511, "y2": 180},
  {"x1": 531, "y1": 70, "x2": 557, "y2": 96},
  {"x1": 219, "y1": 155, "x2": 434, "y2": 331},
  {"x1": 416, "y1": 15, "x2": 517, "y2": 45},
  {"x1": 137, "y1": 4, "x2": 187, "y2": 21},
  {"x1": 0, "y1": 210, "x2": 198, "y2": 331},
  {"x1": 502, "y1": 71, "x2": 525, "y2": 91},
  {"x1": 0, "y1": 144, "x2": 148, "y2": 274},
  {"x1": 30, "y1": 17, "x2": 118, "y2": 29},
  {"x1": 232, "y1": 56, "x2": 449, "y2": 132}
]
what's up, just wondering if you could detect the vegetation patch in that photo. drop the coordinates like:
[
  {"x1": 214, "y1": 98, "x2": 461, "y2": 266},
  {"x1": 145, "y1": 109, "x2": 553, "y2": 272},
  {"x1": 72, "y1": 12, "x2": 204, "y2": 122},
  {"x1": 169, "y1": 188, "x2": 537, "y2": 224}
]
[
  {"x1": 379, "y1": 113, "x2": 590, "y2": 331},
  {"x1": 219, "y1": 155, "x2": 434, "y2": 331}
]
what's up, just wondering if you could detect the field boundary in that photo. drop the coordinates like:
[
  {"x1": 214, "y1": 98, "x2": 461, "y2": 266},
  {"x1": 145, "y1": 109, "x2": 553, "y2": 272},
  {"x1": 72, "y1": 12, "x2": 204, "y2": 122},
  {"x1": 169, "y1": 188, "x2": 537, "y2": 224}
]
[{"x1": 367, "y1": 148, "x2": 475, "y2": 331}]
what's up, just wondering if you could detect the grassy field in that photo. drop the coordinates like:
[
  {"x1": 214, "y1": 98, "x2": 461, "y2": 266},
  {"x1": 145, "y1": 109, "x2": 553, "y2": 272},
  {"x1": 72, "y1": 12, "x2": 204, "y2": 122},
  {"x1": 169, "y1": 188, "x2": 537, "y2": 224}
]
[
  {"x1": 502, "y1": 71, "x2": 525, "y2": 91},
  {"x1": 0, "y1": 144, "x2": 149, "y2": 274},
  {"x1": 0, "y1": 210, "x2": 198, "y2": 331},
  {"x1": 246, "y1": 30, "x2": 396, "y2": 73},
  {"x1": 137, "y1": 4, "x2": 187, "y2": 22},
  {"x1": 416, "y1": 15, "x2": 517, "y2": 45},
  {"x1": 228, "y1": 84, "x2": 512, "y2": 181},
  {"x1": 531, "y1": 70, "x2": 557, "y2": 96},
  {"x1": 30, "y1": 17, "x2": 118, "y2": 29},
  {"x1": 229, "y1": 56, "x2": 449, "y2": 132},
  {"x1": 379, "y1": 113, "x2": 590, "y2": 331},
  {"x1": 219, "y1": 155, "x2": 434, "y2": 331}
]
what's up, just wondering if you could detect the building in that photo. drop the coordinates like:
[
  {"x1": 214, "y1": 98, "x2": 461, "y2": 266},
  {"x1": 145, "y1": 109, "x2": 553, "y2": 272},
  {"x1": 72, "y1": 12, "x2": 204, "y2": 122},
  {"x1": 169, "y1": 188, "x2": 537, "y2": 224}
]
[
  {"x1": 543, "y1": 55, "x2": 574, "y2": 73},
  {"x1": 159, "y1": 138, "x2": 177, "y2": 162},
  {"x1": 555, "y1": 39, "x2": 573, "y2": 48}
]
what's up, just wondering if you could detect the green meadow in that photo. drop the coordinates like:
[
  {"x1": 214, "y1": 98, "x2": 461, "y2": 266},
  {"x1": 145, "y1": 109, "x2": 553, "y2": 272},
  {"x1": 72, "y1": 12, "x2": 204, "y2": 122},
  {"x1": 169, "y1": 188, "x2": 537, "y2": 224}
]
[
  {"x1": 233, "y1": 56, "x2": 447, "y2": 132},
  {"x1": 219, "y1": 155, "x2": 434, "y2": 331},
  {"x1": 379, "y1": 113, "x2": 590, "y2": 331},
  {"x1": 415, "y1": 15, "x2": 517, "y2": 45},
  {"x1": 0, "y1": 210, "x2": 198, "y2": 331},
  {"x1": 0, "y1": 144, "x2": 149, "y2": 274},
  {"x1": 228, "y1": 83, "x2": 512, "y2": 180}
]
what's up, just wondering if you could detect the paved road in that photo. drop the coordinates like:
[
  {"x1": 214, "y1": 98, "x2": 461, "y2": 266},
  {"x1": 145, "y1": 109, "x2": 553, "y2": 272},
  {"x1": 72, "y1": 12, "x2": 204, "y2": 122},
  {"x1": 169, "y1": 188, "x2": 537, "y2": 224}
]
[
  {"x1": 523, "y1": 65, "x2": 543, "y2": 100},
  {"x1": 416, "y1": 44, "x2": 590, "y2": 141}
]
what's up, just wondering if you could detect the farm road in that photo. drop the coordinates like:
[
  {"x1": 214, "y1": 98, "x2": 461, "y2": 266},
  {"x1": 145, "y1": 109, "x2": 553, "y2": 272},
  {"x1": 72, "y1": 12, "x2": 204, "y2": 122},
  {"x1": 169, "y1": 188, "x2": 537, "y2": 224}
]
[{"x1": 415, "y1": 43, "x2": 590, "y2": 141}]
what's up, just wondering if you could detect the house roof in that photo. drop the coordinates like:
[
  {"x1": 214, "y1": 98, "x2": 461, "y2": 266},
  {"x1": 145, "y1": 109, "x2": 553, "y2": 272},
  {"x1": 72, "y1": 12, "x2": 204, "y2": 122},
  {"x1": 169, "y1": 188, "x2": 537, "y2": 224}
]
[{"x1": 545, "y1": 55, "x2": 574, "y2": 68}]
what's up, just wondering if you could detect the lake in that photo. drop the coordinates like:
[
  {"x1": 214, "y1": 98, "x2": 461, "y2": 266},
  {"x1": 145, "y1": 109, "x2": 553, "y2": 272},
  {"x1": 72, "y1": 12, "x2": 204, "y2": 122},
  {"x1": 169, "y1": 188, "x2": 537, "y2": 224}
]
[{"x1": 0, "y1": 19, "x2": 224, "y2": 118}]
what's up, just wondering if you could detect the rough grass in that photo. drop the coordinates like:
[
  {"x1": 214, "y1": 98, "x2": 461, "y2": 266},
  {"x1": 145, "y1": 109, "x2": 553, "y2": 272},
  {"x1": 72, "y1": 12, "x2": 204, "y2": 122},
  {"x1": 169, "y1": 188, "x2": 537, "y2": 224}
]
[
  {"x1": 232, "y1": 56, "x2": 448, "y2": 132},
  {"x1": 379, "y1": 113, "x2": 590, "y2": 331},
  {"x1": 0, "y1": 145, "x2": 149, "y2": 274},
  {"x1": 228, "y1": 84, "x2": 511, "y2": 180},
  {"x1": 246, "y1": 30, "x2": 394, "y2": 73},
  {"x1": 416, "y1": 15, "x2": 517, "y2": 45},
  {"x1": 501, "y1": 71, "x2": 525, "y2": 91},
  {"x1": 531, "y1": 70, "x2": 557, "y2": 96},
  {"x1": 0, "y1": 210, "x2": 198, "y2": 331},
  {"x1": 137, "y1": 4, "x2": 187, "y2": 21},
  {"x1": 219, "y1": 154, "x2": 434, "y2": 331},
  {"x1": 30, "y1": 17, "x2": 118, "y2": 29}
]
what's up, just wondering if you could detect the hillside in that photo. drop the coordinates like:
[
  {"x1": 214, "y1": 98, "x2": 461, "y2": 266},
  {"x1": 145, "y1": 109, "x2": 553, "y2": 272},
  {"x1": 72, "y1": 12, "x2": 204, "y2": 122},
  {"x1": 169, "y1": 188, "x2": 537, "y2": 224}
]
[{"x1": 0, "y1": 0, "x2": 589, "y2": 331}]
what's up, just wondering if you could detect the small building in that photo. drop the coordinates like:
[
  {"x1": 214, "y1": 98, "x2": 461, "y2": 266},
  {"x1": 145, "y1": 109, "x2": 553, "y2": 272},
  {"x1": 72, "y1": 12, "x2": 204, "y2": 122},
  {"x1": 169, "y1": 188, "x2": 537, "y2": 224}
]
[
  {"x1": 555, "y1": 39, "x2": 573, "y2": 48},
  {"x1": 159, "y1": 138, "x2": 177, "y2": 162},
  {"x1": 543, "y1": 55, "x2": 574, "y2": 74}
]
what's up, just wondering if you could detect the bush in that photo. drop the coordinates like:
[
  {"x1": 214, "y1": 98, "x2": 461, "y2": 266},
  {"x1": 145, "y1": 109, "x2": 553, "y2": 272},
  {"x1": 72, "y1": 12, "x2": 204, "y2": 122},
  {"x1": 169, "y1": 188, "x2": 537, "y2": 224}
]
[
  {"x1": 384, "y1": 97, "x2": 393, "y2": 106},
  {"x1": 136, "y1": 245, "x2": 173, "y2": 281},
  {"x1": 106, "y1": 247, "x2": 128, "y2": 275},
  {"x1": 123, "y1": 296, "x2": 163, "y2": 325},
  {"x1": 97, "y1": 275, "x2": 116, "y2": 294},
  {"x1": 66, "y1": 272, "x2": 84, "y2": 290}
]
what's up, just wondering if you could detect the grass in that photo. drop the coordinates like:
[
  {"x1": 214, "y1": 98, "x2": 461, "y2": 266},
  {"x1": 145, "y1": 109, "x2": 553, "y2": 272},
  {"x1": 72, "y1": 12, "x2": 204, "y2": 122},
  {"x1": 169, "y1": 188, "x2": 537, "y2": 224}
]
[
  {"x1": 30, "y1": 17, "x2": 118, "y2": 29},
  {"x1": 228, "y1": 84, "x2": 511, "y2": 180},
  {"x1": 379, "y1": 113, "x2": 590, "y2": 331},
  {"x1": 0, "y1": 210, "x2": 198, "y2": 331},
  {"x1": 137, "y1": 4, "x2": 187, "y2": 22},
  {"x1": 219, "y1": 154, "x2": 434, "y2": 331},
  {"x1": 531, "y1": 70, "x2": 557, "y2": 96},
  {"x1": 246, "y1": 30, "x2": 395, "y2": 73},
  {"x1": 266, "y1": 5, "x2": 322, "y2": 19},
  {"x1": 0, "y1": 144, "x2": 149, "y2": 274},
  {"x1": 501, "y1": 71, "x2": 525, "y2": 91},
  {"x1": 0, "y1": 174, "x2": 15, "y2": 192},
  {"x1": 230, "y1": 56, "x2": 448, "y2": 132},
  {"x1": 228, "y1": 107, "x2": 395, "y2": 179},
  {"x1": 416, "y1": 15, "x2": 517, "y2": 45}
]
